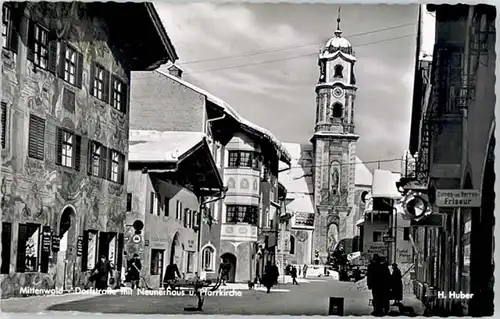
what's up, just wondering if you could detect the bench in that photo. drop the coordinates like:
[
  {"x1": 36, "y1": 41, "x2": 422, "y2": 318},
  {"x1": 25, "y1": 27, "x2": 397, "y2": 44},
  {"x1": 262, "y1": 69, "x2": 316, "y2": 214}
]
[{"x1": 164, "y1": 278, "x2": 221, "y2": 311}]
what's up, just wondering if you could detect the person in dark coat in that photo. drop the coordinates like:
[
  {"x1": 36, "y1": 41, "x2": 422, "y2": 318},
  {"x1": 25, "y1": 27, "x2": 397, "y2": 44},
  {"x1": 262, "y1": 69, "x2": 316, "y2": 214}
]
[
  {"x1": 390, "y1": 263, "x2": 403, "y2": 305},
  {"x1": 127, "y1": 253, "x2": 142, "y2": 289},
  {"x1": 291, "y1": 266, "x2": 299, "y2": 285},
  {"x1": 218, "y1": 259, "x2": 231, "y2": 286},
  {"x1": 164, "y1": 262, "x2": 182, "y2": 289},
  {"x1": 367, "y1": 254, "x2": 391, "y2": 316},
  {"x1": 263, "y1": 262, "x2": 279, "y2": 293},
  {"x1": 92, "y1": 255, "x2": 113, "y2": 290}
]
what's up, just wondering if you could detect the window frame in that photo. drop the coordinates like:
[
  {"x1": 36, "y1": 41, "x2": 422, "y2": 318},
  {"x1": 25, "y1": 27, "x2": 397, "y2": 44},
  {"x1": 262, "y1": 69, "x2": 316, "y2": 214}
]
[
  {"x1": 56, "y1": 127, "x2": 81, "y2": 171},
  {"x1": 32, "y1": 23, "x2": 49, "y2": 69},
  {"x1": 150, "y1": 249, "x2": 164, "y2": 276},
  {"x1": 111, "y1": 75, "x2": 127, "y2": 113},
  {"x1": 227, "y1": 150, "x2": 257, "y2": 169},
  {"x1": 61, "y1": 130, "x2": 74, "y2": 168},
  {"x1": 2, "y1": 4, "x2": 18, "y2": 53},
  {"x1": 59, "y1": 42, "x2": 83, "y2": 88},
  {"x1": 90, "y1": 63, "x2": 110, "y2": 103},
  {"x1": 202, "y1": 246, "x2": 215, "y2": 272},
  {"x1": 89, "y1": 141, "x2": 102, "y2": 177},
  {"x1": 107, "y1": 149, "x2": 124, "y2": 184},
  {"x1": 225, "y1": 205, "x2": 258, "y2": 225},
  {"x1": 1, "y1": 222, "x2": 12, "y2": 274},
  {"x1": 16, "y1": 223, "x2": 42, "y2": 273}
]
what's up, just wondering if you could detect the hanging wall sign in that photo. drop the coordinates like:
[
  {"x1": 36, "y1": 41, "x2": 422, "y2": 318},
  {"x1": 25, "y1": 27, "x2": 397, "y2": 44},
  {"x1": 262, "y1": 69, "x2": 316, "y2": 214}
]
[
  {"x1": 51, "y1": 233, "x2": 60, "y2": 252},
  {"x1": 76, "y1": 236, "x2": 84, "y2": 256},
  {"x1": 42, "y1": 227, "x2": 52, "y2": 253}
]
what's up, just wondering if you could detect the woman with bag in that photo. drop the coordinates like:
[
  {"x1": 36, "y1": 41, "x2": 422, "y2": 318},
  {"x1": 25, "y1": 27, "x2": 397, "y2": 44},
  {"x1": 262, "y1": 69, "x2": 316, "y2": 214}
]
[{"x1": 91, "y1": 255, "x2": 114, "y2": 290}]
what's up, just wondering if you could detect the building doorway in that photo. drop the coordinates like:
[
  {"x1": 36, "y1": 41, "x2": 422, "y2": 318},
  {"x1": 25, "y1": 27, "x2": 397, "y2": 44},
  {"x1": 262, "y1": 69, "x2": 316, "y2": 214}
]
[
  {"x1": 220, "y1": 253, "x2": 237, "y2": 283},
  {"x1": 170, "y1": 232, "x2": 182, "y2": 269},
  {"x1": 55, "y1": 206, "x2": 77, "y2": 291}
]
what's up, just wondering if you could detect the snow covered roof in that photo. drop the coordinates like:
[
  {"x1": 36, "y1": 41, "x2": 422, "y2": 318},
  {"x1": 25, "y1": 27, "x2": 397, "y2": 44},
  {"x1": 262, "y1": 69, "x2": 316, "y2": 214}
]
[
  {"x1": 128, "y1": 130, "x2": 206, "y2": 163},
  {"x1": 154, "y1": 69, "x2": 291, "y2": 164},
  {"x1": 355, "y1": 157, "x2": 373, "y2": 186},
  {"x1": 371, "y1": 169, "x2": 402, "y2": 199}
]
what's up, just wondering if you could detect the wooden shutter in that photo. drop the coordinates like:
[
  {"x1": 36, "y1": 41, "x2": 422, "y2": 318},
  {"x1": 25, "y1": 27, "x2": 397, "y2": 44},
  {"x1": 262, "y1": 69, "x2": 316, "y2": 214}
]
[
  {"x1": 106, "y1": 149, "x2": 112, "y2": 180},
  {"x1": 1, "y1": 102, "x2": 7, "y2": 149},
  {"x1": 156, "y1": 194, "x2": 161, "y2": 215},
  {"x1": 26, "y1": 20, "x2": 35, "y2": 61},
  {"x1": 47, "y1": 31, "x2": 58, "y2": 74},
  {"x1": 150, "y1": 192, "x2": 154, "y2": 214},
  {"x1": 55, "y1": 127, "x2": 63, "y2": 165},
  {"x1": 193, "y1": 211, "x2": 199, "y2": 229},
  {"x1": 87, "y1": 140, "x2": 93, "y2": 175},
  {"x1": 16, "y1": 224, "x2": 27, "y2": 273},
  {"x1": 1, "y1": 222, "x2": 12, "y2": 274},
  {"x1": 121, "y1": 82, "x2": 129, "y2": 113},
  {"x1": 164, "y1": 197, "x2": 169, "y2": 216},
  {"x1": 126, "y1": 193, "x2": 132, "y2": 211},
  {"x1": 89, "y1": 63, "x2": 95, "y2": 97},
  {"x1": 74, "y1": 134, "x2": 81, "y2": 171},
  {"x1": 119, "y1": 154, "x2": 125, "y2": 184},
  {"x1": 76, "y1": 51, "x2": 84, "y2": 89},
  {"x1": 183, "y1": 209, "x2": 188, "y2": 228},
  {"x1": 8, "y1": 7, "x2": 20, "y2": 54},
  {"x1": 81, "y1": 230, "x2": 89, "y2": 271},
  {"x1": 57, "y1": 41, "x2": 66, "y2": 79},
  {"x1": 103, "y1": 69, "x2": 110, "y2": 104},
  {"x1": 100, "y1": 146, "x2": 108, "y2": 178},
  {"x1": 28, "y1": 114, "x2": 45, "y2": 160}
]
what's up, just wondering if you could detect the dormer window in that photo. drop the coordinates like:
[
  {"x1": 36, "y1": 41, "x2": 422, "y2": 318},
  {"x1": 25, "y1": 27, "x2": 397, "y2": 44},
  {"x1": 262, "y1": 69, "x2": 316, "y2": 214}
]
[{"x1": 334, "y1": 65, "x2": 343, "y2": 78}]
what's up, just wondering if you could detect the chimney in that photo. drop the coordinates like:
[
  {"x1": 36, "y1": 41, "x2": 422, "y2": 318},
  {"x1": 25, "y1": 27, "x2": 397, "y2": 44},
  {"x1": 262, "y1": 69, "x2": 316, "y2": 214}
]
[{"x1": 168, "y1": 64, "x2": 183, "y2": 79}]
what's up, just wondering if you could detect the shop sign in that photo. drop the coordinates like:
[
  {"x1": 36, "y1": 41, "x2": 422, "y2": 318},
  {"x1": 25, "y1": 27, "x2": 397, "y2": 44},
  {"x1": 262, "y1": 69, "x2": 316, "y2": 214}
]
[
  {"x1": 42, "y1": 227, "x2": 51, "y2": 253},
  {"x1": 294, "y1": 212, "x2": 315, "y2": 227},
  {"x1": 410, "y1": 214, "x2": 444, "y2": 227},
  {"x1": 51, "y1": 232, "x2": 60, "y2": 252},
  {"x1": 435, "y1": 189, "x2": 481, "y2": 208},
  {"x1": 76, "y1": 236, "x2": 84, "y2": 256}
]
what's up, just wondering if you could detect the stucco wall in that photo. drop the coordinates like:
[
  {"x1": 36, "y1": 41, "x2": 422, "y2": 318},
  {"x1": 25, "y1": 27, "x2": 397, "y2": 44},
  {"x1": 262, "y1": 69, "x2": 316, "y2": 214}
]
[
  {"x1": 1, "y1": 3, "x2": 130, "y2": 297},
  {"x1": 126, "y1": 171, "x2": 199, "y2": 288},
  {"x1": 130, "y1": 71, "x2": 205, "y2": 133}
]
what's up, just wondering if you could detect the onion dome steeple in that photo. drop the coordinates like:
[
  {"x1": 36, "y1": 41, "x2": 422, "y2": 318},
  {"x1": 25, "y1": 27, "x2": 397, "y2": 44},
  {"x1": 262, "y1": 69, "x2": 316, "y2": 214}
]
[{"x1": 324, "y1": 7, "x2": 353, "y2": 55}]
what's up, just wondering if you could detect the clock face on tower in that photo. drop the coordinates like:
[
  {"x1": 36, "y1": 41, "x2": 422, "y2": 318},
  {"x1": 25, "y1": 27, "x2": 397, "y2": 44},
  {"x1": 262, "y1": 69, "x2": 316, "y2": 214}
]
[{"x1": 333, "y1": 87, "x2": 344, "y2": 98}]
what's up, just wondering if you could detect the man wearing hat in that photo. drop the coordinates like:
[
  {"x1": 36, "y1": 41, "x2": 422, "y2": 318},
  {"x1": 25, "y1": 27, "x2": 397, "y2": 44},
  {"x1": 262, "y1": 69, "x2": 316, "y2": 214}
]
[{"x1": 127, "y1": 253, "x2": 142, "y2": 289}]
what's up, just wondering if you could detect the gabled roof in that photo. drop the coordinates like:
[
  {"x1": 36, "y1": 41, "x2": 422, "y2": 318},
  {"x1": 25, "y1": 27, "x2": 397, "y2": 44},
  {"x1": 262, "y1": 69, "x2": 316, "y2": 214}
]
[{"x1": 154, "y1": 69, "x2": 291, "y2": 164}]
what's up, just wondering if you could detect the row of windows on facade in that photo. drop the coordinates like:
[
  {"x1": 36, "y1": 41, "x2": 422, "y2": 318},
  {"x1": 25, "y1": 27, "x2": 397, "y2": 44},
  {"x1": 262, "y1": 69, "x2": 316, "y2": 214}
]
[
  {"x1": 227, "y1": 150, "x2": 268, "y2": 171},
  {"x1": 18, "y1": 113, "x2": 126, "y2": 184},
  {"x1": 0, "y1": 222, "x2": 123, "y2": 274},
  {"x1": 2, "y1": 5, "x2": 128, "y2": 114},
  {"x1": 149, "y1": 246, "x2": 216, "y2": 276}
]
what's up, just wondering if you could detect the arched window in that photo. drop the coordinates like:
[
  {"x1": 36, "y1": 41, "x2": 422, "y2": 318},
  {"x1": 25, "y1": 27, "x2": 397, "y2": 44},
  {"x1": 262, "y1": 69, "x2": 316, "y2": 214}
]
[
  {"x1": 290, "y1": 235, "x2": 295, "y2": 255},
  {"x1": 332, "y1": 103, "x2": 343, "y2": 118},
  {"x1": 202, "y1": 246, "x2": 215, "y2": 271},
  {"x1": 334, "y1": 65, "x2": 343, "y2": 78}
]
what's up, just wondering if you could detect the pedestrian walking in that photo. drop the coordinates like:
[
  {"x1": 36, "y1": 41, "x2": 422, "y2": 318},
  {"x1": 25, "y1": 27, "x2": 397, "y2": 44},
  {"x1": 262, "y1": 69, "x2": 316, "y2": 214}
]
[
  {"x1": 218, "y1": 259, "x2": 231, "y2": 286},
  {"x1": 291, "y1": 266, "x2": 299, "y2": 285},
  {"x1": 367, "y1": 254, "x2": 391, "y2": 316},
  {"x1": 163, "y1": 261, "x2": 181, "y2": 290},
  {"x1": 263, "y1": 262, "x2": 279, "y2": 293},
  {"x1": 91, "y1": 255, "x2": 114, "y2": 290},
  {"x1": 390, "y1": 263, "x2": 403, "y2": 305},
  {"x1": 126, "y1": 253, "x2": 142, "y2": 289},
  {"x1": 302, "y1": 264, "x2": 308, "y2": 278}
]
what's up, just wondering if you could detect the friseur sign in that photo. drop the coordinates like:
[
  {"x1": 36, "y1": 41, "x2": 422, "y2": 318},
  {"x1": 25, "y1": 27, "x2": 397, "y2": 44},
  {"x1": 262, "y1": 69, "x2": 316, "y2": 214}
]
[{"x1": 435, "y1": 189, "x2": 481, "y2": 208}]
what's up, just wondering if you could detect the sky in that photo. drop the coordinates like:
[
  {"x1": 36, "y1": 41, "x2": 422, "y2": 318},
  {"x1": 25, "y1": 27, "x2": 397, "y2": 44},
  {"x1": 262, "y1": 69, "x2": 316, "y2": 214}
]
[{"x1": 155, "y1": 3, "x2": 420, "y2": 172}]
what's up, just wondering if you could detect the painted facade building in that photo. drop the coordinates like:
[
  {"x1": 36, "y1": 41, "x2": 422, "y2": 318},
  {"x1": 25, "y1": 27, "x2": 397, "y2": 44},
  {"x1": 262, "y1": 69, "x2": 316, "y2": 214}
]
[
  {"x1": 130, "y1": 67, "x2": 291, "y2": 283},
  {"x1": 279, "y1": 142, "x2": 371, "y2": 266},
  {"x1": 126, "y1": 131, "x2": 224, "y2": 288},
  {"x1": 0, "y1": 2, "x2": 177, "y2": 298},
  {"x1": 403, "y1": 4, "x2": 495, "y2": 316}
]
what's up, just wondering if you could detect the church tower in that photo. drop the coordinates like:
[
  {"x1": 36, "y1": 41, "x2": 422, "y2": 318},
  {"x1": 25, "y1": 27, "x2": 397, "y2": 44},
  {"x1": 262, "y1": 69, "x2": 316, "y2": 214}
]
[{"x1": 311, "y1": 10, "x2": 359, "y2": 263}]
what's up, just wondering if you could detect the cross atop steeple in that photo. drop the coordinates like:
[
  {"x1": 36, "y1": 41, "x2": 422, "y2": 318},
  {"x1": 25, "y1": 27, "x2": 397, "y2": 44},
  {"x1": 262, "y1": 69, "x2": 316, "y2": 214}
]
[{"x1": 335, "y1": 7, "x2": 342, "y2": 36}]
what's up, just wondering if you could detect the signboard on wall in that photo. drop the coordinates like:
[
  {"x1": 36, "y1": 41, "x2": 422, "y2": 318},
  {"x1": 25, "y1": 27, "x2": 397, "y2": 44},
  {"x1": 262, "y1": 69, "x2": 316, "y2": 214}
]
[
  {"x1": 51, "y1": 232, "x2": 60, "y2": 252},
  {"x1": 294, "y1": 212, "x2": 315, "y2": 227},
  {"x1": 365, "y1": 242, "x2": 387, "y2": 256},
  {"x1": 396, "y1": 247, "x2": 412, "y2": 263},
  {"x1": 77, "y1": 236, "x2": 83, "y2": 256},
  {"x1": 435, "y1": 189, "x2": 481, "y2": 207},
  {"x1": 42, "y1": 227, "x2": 51, "y2": 253}
]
